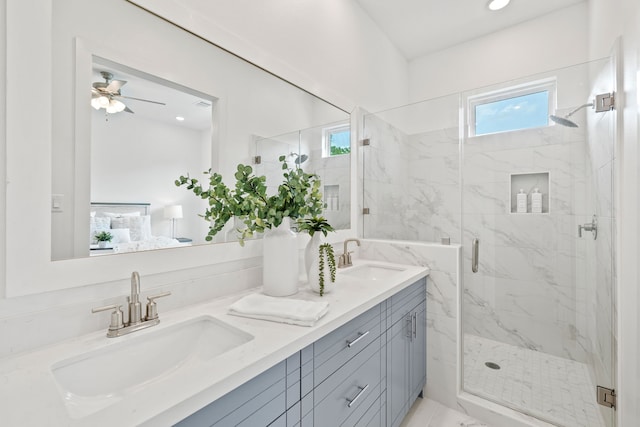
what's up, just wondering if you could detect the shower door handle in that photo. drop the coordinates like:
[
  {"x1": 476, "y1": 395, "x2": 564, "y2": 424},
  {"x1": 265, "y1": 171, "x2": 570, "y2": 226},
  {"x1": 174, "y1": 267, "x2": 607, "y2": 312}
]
[{"x1": 471, "y1": 238, "x2": 479, "y2": 273}]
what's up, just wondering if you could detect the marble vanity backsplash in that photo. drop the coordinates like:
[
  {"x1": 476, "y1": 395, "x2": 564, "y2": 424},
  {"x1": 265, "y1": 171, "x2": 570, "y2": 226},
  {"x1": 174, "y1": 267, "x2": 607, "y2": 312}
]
[{"x1": 0, "y1": 256, "x2": 262, "y2": 359}]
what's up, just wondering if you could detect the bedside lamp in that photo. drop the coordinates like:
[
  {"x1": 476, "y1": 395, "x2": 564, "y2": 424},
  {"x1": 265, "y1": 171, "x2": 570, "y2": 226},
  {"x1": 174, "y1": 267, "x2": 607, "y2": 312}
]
[{"x1": 164, "y1": 205, "x2": 183, "y2": 239}]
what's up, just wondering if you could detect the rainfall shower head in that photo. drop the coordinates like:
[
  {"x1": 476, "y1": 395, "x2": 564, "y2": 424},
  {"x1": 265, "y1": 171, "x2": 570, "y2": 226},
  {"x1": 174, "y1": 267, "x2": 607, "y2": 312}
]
[
  {"x1": 288, "y1": 152, "x2": 308, "y2": 165},
  {"x1": 549, "y1": 103, "x2": 593, "y2": 128}
]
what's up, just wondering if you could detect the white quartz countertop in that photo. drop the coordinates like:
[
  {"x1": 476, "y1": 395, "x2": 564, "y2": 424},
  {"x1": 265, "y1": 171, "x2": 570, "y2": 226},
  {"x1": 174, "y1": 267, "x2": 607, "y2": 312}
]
[{"x1": 0, "y1": 260, "x2": 429, "y2": 426}]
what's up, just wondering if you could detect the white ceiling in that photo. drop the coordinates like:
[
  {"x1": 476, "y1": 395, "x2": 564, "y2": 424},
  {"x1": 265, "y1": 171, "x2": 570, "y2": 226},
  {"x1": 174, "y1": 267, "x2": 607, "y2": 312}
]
[
  {"x1": 355, "y1": 0, "x2": 586, "y2": 60},
  {"x1": 91, "y1": 60, "x2": 213, "y2": 131}
]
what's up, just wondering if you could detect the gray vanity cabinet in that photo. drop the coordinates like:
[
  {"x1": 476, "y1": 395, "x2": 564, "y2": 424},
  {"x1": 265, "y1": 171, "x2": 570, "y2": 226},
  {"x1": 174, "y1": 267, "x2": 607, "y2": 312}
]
[
  {"x1": 385, "y1": 278, "x2": 427, "y2": 427},
  {"x1": 175, "y1": 352, "x2": 300, "y2": 427},
  {"x1": 175, "y1": 277, "x2": 426, "y2": 427}
]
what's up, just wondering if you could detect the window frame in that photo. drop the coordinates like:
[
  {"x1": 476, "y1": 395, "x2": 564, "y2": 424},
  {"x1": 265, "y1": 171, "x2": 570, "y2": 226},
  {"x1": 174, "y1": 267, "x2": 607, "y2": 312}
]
[
  {"x1": 467, "y1": 77, "x2": 557, "y2": 137},
  {"x1": 322, "y1": 123, "x2": 351, "y2": 158}
]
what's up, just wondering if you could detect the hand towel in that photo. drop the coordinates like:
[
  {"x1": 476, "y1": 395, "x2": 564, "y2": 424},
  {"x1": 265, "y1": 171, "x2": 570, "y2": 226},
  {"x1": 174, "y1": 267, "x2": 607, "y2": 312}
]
[{"x1": 228, "y1": 293, "x2": 329, "y2": 327}]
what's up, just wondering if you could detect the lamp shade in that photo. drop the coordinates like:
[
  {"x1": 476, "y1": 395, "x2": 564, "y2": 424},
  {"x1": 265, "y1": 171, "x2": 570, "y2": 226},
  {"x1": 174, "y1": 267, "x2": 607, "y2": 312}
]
[{"x1": 164, "y1": 205, "x2": 183, "y2": 219}]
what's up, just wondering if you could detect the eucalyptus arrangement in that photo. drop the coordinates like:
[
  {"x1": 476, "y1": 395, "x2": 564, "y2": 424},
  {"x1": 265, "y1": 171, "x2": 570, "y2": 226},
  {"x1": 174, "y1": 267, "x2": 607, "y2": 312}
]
[
  {"x1": 317, "y1": 243, "x2": 336, "y2": 296},
  {"x1": 175, "y1": 156, "x2": 324, "y2": 245}
]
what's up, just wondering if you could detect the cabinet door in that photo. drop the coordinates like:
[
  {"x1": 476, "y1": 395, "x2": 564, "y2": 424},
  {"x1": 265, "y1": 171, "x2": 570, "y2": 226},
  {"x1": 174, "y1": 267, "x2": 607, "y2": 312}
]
[
  {"x1": 409, "y1": 301, "x2": 426, "y2": 403},
  {"x1": 386, "y1": 313, "x2": 410, "y2": 427},
  {"x1": 176, "y1": 361, "x2": 287, "y2": 427}
]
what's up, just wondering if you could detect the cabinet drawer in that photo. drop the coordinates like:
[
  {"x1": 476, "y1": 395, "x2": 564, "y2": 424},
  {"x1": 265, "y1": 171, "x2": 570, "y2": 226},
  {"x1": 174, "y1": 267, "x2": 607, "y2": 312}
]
[
  {"x1": 314, "y1": 335, "x2": 382, "y2": 426},
  {"x1": 314, "y1": 304, "x2": 381, "y2": 385},
  {"x1": 354, "y1": 393, "x2": 384, "y2": 427},
  {"x1": 388, "y1": 278, "x2": 426, "y2": 326}
]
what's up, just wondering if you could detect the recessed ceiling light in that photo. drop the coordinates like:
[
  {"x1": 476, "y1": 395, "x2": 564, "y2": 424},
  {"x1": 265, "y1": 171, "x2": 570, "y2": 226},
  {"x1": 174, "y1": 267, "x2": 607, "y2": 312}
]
[
  {"x1": 488, "y1": 0, "x2": 510, "y2": 11},
  {"x1": 176, "y1": 116, "x2": 185, "y2": 121}
]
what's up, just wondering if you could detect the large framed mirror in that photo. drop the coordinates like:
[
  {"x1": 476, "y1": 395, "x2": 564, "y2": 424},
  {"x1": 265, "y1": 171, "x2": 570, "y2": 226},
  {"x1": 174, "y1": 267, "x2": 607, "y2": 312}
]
[
  {"x1": 51, "y1": 0, "x2": 350, "y2": 261},
  {"x1": 4, "y1": 0, "x2": 352, "y2": 297}
]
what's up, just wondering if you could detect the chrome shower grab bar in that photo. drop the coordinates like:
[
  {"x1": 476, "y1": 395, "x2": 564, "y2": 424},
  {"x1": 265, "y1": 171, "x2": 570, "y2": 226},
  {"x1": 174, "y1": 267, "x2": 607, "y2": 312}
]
[{"x1": 472, "y1": 238, "x2": 479, "y2": 273}]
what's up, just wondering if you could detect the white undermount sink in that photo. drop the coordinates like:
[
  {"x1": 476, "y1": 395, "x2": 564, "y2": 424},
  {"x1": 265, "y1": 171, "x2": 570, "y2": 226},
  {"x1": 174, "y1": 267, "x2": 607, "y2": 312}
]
[
  {"x1": 51, "y1": 315, "x2": 253, "y2": 418},
  {"x1": 339, "y1": 263, "x2": 407, "y2": 281}
]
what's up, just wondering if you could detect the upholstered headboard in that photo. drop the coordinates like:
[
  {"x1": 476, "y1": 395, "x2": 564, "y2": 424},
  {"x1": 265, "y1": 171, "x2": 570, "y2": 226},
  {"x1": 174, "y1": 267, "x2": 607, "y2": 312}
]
[{"x1": 90, "y1": 202, "x2": 151, "y2": 217}]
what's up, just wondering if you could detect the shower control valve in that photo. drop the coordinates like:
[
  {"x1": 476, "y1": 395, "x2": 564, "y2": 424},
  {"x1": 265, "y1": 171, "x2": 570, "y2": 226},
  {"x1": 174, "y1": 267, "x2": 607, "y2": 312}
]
[{"x1": 578, "y1": 215, "x2": 598, "y2": 240}]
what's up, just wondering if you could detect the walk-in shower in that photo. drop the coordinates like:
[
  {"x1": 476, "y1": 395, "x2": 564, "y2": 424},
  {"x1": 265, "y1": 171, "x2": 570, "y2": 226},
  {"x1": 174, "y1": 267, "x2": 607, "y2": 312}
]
[{"x1": 361, "y1": 57, "x2": 616, "y2": 427}]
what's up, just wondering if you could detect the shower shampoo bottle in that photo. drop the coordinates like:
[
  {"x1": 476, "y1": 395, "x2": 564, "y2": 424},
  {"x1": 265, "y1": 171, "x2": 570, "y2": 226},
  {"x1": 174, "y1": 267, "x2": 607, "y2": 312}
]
[
  {"x1": 517, "y1": 189, "x2": 528, "y2": 213},
  {"x1": 531, "y1": 188, "x2": 542, "y2": 213}
]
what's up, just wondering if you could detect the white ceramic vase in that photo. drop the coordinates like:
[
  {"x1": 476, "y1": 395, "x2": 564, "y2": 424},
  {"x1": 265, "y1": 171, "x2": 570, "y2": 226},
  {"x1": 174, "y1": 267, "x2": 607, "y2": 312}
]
[
  {"x1": 304, "y1": 233, "x2": 322, "y2": 279},
  {"x1": 262, "y1": 217, "x2": 299, "y2": 296},
  {"x1": 306, "y1": 236, "x2": 335, "y2": 295}
]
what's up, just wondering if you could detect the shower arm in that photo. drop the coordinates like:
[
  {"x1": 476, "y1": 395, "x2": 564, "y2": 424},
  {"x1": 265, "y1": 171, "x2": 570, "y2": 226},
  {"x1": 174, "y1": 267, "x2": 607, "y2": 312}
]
[{"x1": 564, "y1": 103, "x2": 594, "y2": 118}]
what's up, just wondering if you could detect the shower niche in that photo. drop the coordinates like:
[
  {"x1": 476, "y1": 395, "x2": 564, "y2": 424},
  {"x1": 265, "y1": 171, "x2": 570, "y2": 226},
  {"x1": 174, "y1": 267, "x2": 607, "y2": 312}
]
[{"x1": 509, "y1": 172, "x2": 549, "y2": 214}]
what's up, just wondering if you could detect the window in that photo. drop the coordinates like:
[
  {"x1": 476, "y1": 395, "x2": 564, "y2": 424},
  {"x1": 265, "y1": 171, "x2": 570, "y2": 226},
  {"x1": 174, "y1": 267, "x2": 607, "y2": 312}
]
[
  {"x1": 323, "y1": 124, "x2": 350, "y2": 157},
  {"x1": 468, "y1": 78, "x2": 556, "y2": 137}
]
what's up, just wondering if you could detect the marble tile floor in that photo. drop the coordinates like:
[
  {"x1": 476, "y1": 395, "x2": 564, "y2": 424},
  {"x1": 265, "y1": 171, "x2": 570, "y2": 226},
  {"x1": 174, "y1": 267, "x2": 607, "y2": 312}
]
[
  {"x1": 463, "y1": 334, "x2": 605, "y2": 427},
  {"x1": 401, "y1": 397, "x2": 489, "y2": 427}
]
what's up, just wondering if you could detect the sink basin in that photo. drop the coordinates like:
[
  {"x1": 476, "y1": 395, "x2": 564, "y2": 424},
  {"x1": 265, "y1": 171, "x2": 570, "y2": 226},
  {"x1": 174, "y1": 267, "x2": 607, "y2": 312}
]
[
  {"x1": 51, "y1": 315, "x2": 253, "y2": 418},
  {"x1": 340, "y1": 263, "x2": 406, "y2": 281}
]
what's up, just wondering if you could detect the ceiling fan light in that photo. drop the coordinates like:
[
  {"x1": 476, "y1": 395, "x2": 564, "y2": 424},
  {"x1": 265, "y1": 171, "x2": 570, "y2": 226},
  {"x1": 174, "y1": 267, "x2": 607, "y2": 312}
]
[
  {"x1": 488, "y1": 0, "x2": 510, "y2": 11},
  {"x1": 106, "y1": 99, "x2": 126, "y2": 114},
  {"x1": 90, "y1": 97, "x2": 102, "y2": 110}
]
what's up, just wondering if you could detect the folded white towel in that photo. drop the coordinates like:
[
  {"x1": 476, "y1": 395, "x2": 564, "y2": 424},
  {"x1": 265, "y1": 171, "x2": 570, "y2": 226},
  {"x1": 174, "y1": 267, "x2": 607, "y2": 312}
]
[{"x1": 228, "y1": 293, "x2": 329, "y2": 327}]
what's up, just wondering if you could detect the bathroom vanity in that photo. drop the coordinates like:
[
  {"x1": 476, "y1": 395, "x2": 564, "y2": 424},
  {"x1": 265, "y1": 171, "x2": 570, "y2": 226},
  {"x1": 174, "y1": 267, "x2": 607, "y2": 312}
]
[
  {"x1": 0, "y1": 261, "x2": 428, "y2": 426},
  {"x1": 177, "y1": 277, "x2": 426, "y2": 427}
]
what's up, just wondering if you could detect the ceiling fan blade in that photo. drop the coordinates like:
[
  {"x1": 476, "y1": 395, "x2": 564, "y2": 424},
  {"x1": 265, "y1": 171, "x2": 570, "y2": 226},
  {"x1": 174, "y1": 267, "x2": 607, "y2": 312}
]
[
  {"x1": 124, "y1": 105, "x2": 135, "y2": 114},
  {"x1": 117, "y1": 95, "x2": 166, "y2": 105},
  {"x1": 105, "y1": 79, "x2": 127, "y2": 93}
]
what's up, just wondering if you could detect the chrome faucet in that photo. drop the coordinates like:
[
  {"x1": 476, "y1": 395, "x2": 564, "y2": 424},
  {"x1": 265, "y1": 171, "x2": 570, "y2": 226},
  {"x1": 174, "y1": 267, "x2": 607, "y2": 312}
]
[
  {"x1": 129, "y1": 271, "x2": 143, "y2": 325},
  {"x1": 339, "y1": 238, "x2": 361, "y2": 268},
  {"x1": 92, "y1": 271, "x2": 171, "y2": 338}
]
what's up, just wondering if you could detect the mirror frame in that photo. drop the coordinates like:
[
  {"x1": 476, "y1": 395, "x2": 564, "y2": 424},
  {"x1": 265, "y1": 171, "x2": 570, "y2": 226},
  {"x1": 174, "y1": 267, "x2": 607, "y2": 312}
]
[{"x1": 3, "y1": 0, "x2": 356, "y2": 298}]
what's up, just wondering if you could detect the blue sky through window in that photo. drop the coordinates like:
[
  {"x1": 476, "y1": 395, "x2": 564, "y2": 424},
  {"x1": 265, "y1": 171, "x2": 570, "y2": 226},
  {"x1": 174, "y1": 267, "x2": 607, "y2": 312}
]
[
  {"x1": 475, "y1": 90, "x2": 549, "y2": 136},
  {"x1": 329, "y1": 129, "x2": 350, "y2": 154}
]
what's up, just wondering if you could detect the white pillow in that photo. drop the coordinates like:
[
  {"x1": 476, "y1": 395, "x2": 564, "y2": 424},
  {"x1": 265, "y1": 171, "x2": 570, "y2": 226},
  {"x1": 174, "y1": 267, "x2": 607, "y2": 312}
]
[
  {"x1": 102, "y1": 211, "x2": 141, "y2": 218},
  {"x1": 111, "y1": 215, "x2": 151, "y2": 241},
  {"x1": 89, "y1": 216, "x2": 111, "y2": 244},
  {"x1": 110, "y1": 228, "x2": 131, "y2": 244}
]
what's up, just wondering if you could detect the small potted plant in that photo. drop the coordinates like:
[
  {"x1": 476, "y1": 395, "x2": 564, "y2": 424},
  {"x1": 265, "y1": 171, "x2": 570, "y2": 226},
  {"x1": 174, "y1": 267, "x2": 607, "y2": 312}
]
[
  {"x1": 298, "y1": 216, "x2": 337, "y2": 295},
  {"x1": 94, "y1": 231, "x2": 113, "y2": 248}
]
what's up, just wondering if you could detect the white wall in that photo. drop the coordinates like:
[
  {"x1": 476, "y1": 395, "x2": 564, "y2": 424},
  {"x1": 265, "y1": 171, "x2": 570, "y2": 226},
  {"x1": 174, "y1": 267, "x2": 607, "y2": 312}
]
[
  {"x1": 91, "y1": 113, "x2": 211, "y2": 244},
  {"x1": 128, "y1": 0, "x2": 410, "y2": 113},
  {"x1": 409, "y1": 3, "x2": 590, "y2": 102}
]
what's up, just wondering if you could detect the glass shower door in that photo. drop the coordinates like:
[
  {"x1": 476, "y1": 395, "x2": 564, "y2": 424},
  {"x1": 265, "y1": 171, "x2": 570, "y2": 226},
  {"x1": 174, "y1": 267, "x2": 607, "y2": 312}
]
[{"x1": 461, "y1": 58, "x2": 616, "y2": 427}]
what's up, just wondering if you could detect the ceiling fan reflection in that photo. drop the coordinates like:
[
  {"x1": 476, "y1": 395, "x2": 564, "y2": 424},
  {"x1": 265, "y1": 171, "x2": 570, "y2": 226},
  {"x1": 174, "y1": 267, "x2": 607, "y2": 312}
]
[{"x1": 91, "y1": 71, "x2": 166, "y2": 114}]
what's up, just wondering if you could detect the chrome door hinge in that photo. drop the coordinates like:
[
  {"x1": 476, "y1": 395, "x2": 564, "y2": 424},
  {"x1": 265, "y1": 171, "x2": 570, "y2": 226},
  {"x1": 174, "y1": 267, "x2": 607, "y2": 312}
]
[
  {"x1": 597, "y1": 386, "x2": 616, "y2": 410},
  {"x1": 362, "y1": 138, "x2": 370, "y2": 146},
  {"x1": 362, "y1": 208, "x2": 370, "y2": 215},
  {"x1": 595, "y1": 92, "x2": 615, "y2": 112},
  {"x1": 253, "y1": 156, "x2": 261, "y2": 164}
]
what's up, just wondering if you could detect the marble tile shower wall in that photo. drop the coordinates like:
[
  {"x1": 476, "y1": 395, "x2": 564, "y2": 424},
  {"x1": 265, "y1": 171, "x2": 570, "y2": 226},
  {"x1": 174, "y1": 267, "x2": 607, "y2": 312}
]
[
  {"x1": 359, "y1": 240, "x2": 461, "y2": 408},
  {"x1": 362, "y1": 109, "x2": 591, "y2": 361},
  {"x1": 306, "y1": 147, "x2": 351, "y2": 230},
  {"x1": 362, "y1": 113, "x2": 461, "y2": 244},
  {"x1": 362, "y1": 113, "x2": 413, "y2": 239},
  {"x1": 462, "y1": 123, "x2": 589, "y2": 362}
]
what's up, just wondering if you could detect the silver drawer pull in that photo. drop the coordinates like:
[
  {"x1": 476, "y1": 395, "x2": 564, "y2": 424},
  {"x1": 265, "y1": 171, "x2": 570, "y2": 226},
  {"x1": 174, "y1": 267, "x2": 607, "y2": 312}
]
[
  {"x1": 346, "y1": 331, "x2": 370, "y2": 348},
  {"x1": 346, "y1": 384, "x2": 369, "y2": 408}
]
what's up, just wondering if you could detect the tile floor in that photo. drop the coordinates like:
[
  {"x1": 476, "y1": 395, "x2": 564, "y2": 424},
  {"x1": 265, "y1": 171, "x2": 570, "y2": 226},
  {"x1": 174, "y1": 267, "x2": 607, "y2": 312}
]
[
  {"x1": 401, "y1": 397, "x2": 489, "y2": 427},
  {"x1": 463, "y1": 334, "x2": 605, "y2": 427}
]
